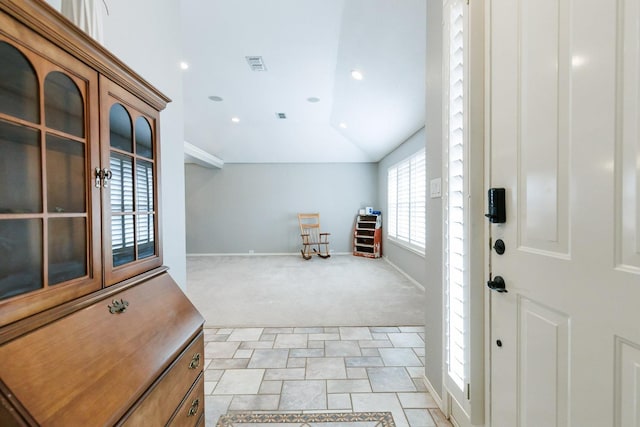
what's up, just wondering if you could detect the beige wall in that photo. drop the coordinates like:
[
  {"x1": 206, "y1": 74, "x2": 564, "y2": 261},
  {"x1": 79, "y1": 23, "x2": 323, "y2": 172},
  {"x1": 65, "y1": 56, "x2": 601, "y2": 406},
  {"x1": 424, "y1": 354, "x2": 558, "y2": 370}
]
[
  {"x1": 185, "y1": 163, "x2": 378, "y2": 254},
  {"x1": 424, "y1": 0, "x2": 444, "y2": 399},
  {"x1": 377, "y1": 128, "x2": 428, "y2": 286}
]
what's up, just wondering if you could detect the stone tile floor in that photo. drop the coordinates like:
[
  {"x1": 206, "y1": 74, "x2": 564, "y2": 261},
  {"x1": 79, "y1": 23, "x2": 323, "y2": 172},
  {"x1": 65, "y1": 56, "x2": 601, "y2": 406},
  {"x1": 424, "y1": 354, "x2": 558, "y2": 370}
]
[{"x1": 203, "y1": 326, "x2": 452, "y2": 427}]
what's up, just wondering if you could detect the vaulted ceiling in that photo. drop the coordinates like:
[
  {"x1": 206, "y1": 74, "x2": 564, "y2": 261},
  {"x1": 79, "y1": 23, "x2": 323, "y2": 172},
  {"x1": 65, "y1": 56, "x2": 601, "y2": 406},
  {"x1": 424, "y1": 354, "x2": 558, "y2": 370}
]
[{"x1": 180, "y1": 0, "x2": 426, "y2": 164}]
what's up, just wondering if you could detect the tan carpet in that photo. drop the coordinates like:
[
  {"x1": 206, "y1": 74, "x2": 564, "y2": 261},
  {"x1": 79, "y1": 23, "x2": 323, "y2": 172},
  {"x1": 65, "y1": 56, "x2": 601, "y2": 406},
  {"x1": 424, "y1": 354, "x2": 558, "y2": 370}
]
[{"x1": 185, "y1": 255, "x2": 425, "y2": 328}]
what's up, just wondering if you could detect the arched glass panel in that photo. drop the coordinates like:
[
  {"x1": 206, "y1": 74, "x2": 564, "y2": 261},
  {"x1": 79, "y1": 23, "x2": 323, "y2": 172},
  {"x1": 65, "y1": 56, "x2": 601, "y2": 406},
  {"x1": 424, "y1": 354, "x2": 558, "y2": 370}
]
[
  {"x1": 44, "y1": 72, "x2": 84, "y2": 137},
  {"x1": 135, "y1": 117, "x2": 153, "y2": 159},
  {"x1": 109, "y1": 103, "x2": 132, "y2": 152},
  {"x1": 0, "y1": 42, "x2": 39, "y2": 122}
]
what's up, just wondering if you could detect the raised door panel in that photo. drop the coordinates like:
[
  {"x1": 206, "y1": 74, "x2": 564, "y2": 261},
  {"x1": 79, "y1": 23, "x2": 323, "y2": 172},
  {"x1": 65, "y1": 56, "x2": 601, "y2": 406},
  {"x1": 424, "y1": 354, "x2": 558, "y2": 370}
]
[
  {"x1": 0, "y1": 273, "x2": 204, "y2": 426},
  {"x1": 0, "y1": 13, "x2": 101, "y2": 327},
  {"x1": 617, "y1": 0, "x2": 640, "y2": 273},
  {"x1": 99, "y1": 76, "x2": 162, "y2": 286}
]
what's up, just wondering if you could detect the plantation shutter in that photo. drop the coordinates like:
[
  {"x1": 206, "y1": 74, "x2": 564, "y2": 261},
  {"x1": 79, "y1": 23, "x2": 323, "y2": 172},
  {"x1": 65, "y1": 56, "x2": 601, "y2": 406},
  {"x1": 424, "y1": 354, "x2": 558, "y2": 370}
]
[
  {"x1": 396, "y1": 161, "x2": 411, "y2": 242},
  {"x1": 445, "y1": 0, "x2": 468, "y2": 397},
  {"x1": 388, "y1": 169, "x2": 397, "y2": 238},
  {"x1": 110, "y1": 155, "x2": 134, "y2": 251},
  {"x1": 410, "y1": 153, "x2": 426, "y2": 248},
  {"x1": 387, "y1": 149, "x2": 426, "y2": 251}
]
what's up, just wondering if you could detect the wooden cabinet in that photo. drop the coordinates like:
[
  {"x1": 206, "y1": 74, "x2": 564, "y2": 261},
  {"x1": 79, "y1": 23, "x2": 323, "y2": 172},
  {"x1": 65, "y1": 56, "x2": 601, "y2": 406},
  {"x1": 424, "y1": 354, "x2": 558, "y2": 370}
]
[
  {"x1": 0, "y1": 15, "x2": 103, "y2": 326},
  {"x1": 0, "y1": 1, "x2": 204, "y2": 425},
  {"x1": 0, "y1": 273, "x2": 203, "y2": 426},
  {"x1": 353, "y1": 214, "x2": 382, "y2": 258}
]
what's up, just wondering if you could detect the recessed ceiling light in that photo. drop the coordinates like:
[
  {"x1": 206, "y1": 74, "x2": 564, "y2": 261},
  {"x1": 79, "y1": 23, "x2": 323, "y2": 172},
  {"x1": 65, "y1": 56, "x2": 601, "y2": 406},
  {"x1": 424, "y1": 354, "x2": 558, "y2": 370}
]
[
  {"x1": 231, "y1": 117, "x2": 240, "y2": 123},
  {"x1": 208, "y1": 96, "x2": 224, "y2": 102},
  {"x1": 350, "y1": 69, "x2": 363, "y2": 80},
  {"x1": 180, "y1": 61, "x2": 189, "y2": 70},
  {"x1": 339, "y1": 122, "x2": 347, "y2": 129},
  {"x1": 307, "y1": 97, "x2": 320, "y2": 103}
]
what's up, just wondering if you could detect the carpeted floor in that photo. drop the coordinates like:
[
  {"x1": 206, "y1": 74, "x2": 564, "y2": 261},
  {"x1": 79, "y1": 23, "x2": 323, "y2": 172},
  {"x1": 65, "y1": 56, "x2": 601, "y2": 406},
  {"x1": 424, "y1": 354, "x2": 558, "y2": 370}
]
[{"x1": 186, "y1": 255, "x2": 425, "y2": 328}]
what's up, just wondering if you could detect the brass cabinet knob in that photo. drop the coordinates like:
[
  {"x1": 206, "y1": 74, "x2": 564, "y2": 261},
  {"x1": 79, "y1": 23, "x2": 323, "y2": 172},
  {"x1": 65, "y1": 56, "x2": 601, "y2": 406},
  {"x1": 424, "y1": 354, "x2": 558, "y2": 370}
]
[
  {"x1": 188, "y1": 353, "x2": 200, "y2": 370},
  {"x1": 108, "y1": 299, "x2": 129, "y2": 314},
  {"x1": 187, "y1": 398, "x2": 199, "y2": 417}
]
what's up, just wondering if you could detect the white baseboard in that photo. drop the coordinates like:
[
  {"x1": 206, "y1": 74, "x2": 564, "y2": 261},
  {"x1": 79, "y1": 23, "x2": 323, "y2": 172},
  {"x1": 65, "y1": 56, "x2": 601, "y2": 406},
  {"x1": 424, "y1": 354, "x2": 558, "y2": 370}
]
[
  {"x1": 383, "y1": 256, "x2": 425, "y2": 291},
  {"x1": 186, "y1": 252, "x2": 353, "y2": 257},
  {"x1": 423, "y1": 374, "x2": 445, "y2": 411}
]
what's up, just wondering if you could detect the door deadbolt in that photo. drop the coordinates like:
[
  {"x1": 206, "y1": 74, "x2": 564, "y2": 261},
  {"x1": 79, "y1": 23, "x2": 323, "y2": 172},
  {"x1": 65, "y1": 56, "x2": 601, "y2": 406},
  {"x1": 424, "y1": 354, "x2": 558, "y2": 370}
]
[
  {"x1": 493, "y1": 239, "x2": 505, "y2": 255},
  {"x1": 485, "y1": 188, "x2": 506, "y2": 223}
]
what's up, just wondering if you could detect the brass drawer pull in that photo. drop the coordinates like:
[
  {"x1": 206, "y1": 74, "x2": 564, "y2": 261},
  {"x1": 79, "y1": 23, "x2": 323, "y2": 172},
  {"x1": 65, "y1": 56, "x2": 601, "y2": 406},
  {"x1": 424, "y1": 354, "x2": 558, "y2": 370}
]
[
  {"x1": 108, "y1": 299, "x2": 129, "y2": 314},
  {"x1": 188, "y1": 352, "x2": 201, "y2": 370},
  {"x1": 187, "y1": 398, "x2": 199, "y2": 417}
]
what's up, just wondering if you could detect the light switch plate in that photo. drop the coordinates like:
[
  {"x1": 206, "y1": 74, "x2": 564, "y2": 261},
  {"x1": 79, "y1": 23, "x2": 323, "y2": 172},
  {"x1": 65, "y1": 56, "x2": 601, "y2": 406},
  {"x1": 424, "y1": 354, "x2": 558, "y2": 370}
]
[{"x1": 430, "y1": 178, "x2": 442, "y2": 198}]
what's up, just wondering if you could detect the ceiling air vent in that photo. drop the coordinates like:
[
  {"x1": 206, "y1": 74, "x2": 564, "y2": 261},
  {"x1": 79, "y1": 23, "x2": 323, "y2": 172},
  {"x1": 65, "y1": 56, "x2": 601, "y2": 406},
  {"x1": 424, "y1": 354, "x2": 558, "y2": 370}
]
[
  {"x1": 246, "y1": 56, "x2": 267, "y2": 71},
  {"x1": 276, "y1": 113, "x2": 287, "y2": 119}
]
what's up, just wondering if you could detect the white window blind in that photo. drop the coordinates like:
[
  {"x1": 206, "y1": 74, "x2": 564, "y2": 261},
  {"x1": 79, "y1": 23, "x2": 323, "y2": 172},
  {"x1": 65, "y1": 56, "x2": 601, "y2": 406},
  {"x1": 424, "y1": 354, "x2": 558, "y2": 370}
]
[
  {"x1": 136, "y1": 162, "x2": 154, "y2": 244},
  {"x1": 387, "y1": 149, "x2": 426, "y2": 252},
  {"x1": 110, "y1": 155, "x2": 134, "y2": 251},
  {"x1": 445, "y1": 0, "x2": 468, "y2": 394}
]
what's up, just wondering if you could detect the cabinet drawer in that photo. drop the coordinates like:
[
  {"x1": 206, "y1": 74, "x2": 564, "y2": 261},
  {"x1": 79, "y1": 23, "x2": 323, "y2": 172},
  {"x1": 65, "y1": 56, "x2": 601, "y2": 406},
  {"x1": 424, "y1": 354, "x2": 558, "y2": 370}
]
[
  {"x1": 168, "y1": 374, "x2": 204, "y2": 427},
  {"x1": 122, "y1": 333, "x2": 204, "y2": 426}
]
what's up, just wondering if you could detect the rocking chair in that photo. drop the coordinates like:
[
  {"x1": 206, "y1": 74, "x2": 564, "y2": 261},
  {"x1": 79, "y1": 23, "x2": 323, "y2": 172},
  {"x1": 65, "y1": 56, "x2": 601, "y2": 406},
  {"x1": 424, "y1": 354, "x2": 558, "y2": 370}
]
[{"x1": 298, "y1": 213, "x2": 331, "y2": 260}]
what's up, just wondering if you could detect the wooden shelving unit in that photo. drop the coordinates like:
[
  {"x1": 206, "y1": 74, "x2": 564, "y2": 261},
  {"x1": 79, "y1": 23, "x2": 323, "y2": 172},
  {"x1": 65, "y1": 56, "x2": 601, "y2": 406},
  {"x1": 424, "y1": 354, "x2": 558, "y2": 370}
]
[{"x1": 353, "y1": 213, "x2": 382, "y2": 258}]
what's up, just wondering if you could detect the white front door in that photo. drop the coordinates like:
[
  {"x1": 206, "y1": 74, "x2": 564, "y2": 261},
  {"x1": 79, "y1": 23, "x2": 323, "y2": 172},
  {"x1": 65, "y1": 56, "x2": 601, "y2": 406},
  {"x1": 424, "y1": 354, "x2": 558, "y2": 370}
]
[{"x1": 488, "y1": 0, "x2": 640, "y2": 426}]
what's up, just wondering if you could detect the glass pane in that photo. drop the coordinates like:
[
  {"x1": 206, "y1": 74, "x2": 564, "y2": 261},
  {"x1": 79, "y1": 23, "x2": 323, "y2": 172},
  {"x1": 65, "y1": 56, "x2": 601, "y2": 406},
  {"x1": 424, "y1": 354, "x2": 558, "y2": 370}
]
[
  {"x1": 44, "y1": 72, "x2": 84, "y2": 137},
  {"x1": 0, "y1": 219, "x2": 42, "y2": 300},
  {"x1": 112, "y1": 214, "x2": 134, "y2": 267},
  {"x1": 135, "y1": 116, "x2": 153, "y2": 159},
  {"x1": 137, "y1": 214, "x2": 155, "y2": 259},
  {"x1": 110, "y1": 153, "x2": 134, "y2": 213},
  {"x1": 48, "y1": 217, "x2": 87, "y2": 285},
  {"x1": 47, "y1": 135, "x2": 85, "y2": 213},
  {"x1": 0, "y1": 120, "x2": 41, "y2": 213},
  {"x1": 136, "y1": 160, "x2": 154, "y2": 212},
  {"x1": 0, "y1": 42, "x2": 39, "y2": 123},
  {"x1": 109, "y1": 103, "x2": 132, "y2": 152}
]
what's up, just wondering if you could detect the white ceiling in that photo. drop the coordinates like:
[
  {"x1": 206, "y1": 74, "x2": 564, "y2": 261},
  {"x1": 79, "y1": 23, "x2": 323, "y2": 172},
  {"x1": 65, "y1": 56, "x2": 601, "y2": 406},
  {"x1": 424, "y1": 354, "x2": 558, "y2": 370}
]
[{"x1": 180, "y1": 0, "x2": 426, "y2": 164}]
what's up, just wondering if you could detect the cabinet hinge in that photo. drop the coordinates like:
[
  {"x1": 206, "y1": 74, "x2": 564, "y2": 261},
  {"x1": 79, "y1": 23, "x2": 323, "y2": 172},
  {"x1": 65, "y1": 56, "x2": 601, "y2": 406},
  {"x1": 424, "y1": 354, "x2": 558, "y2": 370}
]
[
  {"x1": 466, "y1": 383, "x2": 470, "y2": 400},
  {"x1": 94, "y1": 167, "x2": 113, "y2": 188}
]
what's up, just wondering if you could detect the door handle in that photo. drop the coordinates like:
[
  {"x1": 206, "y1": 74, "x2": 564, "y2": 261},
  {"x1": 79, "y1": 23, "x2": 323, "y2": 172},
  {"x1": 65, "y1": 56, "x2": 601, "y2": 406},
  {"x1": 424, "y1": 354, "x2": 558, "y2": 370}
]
[{"x1": 487, "y1": 276, "x2": 507, "y2": 293}]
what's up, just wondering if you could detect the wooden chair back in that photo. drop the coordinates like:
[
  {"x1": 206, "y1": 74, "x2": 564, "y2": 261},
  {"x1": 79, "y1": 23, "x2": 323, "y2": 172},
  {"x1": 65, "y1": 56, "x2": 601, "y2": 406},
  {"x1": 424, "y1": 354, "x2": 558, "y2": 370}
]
[{"x1": 298, "y1": 213, "x2": 321, "y2": 239}]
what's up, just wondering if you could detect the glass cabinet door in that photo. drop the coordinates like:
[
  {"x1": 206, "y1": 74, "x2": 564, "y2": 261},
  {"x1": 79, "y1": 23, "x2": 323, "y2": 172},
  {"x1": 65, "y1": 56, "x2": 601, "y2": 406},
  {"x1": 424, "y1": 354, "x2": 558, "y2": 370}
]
[
  {"x1": 0, "y1": 39, "x2": 101, "y2": 326},
  {"x1": 101, "y1": 77, "x2": 161, "y2": 286}
]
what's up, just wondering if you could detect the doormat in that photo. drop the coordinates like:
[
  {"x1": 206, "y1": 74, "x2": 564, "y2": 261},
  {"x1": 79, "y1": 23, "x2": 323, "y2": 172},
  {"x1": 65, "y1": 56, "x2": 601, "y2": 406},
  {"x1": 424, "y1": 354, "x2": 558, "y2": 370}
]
[{"x1": 217, "y1": 412, "x2": 395, "y2": 427}]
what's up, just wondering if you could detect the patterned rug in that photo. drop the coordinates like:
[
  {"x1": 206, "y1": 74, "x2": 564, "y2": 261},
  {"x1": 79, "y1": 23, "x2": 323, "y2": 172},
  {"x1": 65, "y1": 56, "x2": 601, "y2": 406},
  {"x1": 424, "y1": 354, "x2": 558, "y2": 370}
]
[{"x1": 217, "y1": 412, "x2": 396, "y2": 427}]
